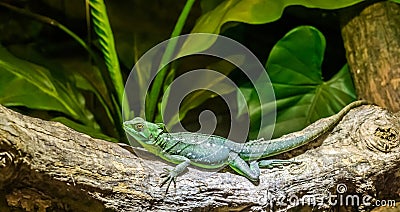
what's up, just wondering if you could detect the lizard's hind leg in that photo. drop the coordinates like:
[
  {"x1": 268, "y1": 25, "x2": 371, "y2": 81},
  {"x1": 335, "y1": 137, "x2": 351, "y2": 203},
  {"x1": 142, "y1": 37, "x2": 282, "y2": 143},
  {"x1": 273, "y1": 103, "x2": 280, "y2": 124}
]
[{"x1": 228, "y1": 152, "x2": 260, "y2": 181}]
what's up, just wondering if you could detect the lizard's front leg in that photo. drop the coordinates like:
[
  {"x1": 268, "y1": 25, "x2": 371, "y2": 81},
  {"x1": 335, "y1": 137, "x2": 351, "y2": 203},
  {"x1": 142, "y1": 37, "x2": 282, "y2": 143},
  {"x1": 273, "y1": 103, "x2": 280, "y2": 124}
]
[{"x1": 159, "y1": 154, "x2": 190, "y2": 193}]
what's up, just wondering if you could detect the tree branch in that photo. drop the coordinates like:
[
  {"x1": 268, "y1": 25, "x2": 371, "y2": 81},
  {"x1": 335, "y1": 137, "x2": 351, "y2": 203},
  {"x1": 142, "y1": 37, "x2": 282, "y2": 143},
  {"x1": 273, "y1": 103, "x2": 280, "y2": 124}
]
[{"x1": 0, "y1": 104, "x2": 399, "y2": 211}]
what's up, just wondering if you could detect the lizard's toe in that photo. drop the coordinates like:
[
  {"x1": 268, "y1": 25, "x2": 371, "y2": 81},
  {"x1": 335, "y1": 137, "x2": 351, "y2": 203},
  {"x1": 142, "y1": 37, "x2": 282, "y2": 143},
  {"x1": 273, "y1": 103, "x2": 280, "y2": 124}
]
[{"x1": 160, "y1": 168, "x2": 177, "y2": 193}]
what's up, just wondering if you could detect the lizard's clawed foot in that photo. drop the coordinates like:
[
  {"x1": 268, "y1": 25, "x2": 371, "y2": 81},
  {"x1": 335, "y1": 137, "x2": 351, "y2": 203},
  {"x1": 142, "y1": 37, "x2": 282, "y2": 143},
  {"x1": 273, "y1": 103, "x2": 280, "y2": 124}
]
[
  {"x1": 258, "y1": 159, "x2": 302, "y2": 169},
  {"x1": 160, "y1": 168, "x2": 177, "y2": 193}
]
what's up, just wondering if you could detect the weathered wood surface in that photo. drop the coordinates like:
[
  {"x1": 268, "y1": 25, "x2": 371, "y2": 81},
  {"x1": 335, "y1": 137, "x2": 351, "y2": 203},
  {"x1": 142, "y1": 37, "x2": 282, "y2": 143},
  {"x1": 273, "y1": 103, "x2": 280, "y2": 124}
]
[
  {"x1": 341, "y1": 1, "x2": 400, "y2": 112},
  {"x1": 0, "y1": 104, "x2": 399, "y2": 211}
]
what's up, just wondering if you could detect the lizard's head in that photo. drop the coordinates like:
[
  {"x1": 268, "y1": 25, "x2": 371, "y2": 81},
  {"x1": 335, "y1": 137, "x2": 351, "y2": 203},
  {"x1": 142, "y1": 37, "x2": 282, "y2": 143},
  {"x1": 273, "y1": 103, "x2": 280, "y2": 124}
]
[{"x1": 123, "y1": 117, "x2": 165, "y2": 145}]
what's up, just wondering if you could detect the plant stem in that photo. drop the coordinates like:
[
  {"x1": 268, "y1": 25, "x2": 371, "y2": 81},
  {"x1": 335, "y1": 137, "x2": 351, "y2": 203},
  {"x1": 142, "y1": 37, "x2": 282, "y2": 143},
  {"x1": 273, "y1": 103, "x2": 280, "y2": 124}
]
[{"x1": 146, "y1": 0, "x2": 196, "y2": 121}]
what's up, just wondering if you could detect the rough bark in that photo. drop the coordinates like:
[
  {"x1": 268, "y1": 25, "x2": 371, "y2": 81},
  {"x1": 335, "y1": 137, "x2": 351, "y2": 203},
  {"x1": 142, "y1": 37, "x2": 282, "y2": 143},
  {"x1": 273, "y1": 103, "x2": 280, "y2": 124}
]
[
  {"x1": 0, "y1": 104, "x2": 399, "y2": 211},
  {"x1": 340, "y1": 1, "x2": 400, "y2": 113}
]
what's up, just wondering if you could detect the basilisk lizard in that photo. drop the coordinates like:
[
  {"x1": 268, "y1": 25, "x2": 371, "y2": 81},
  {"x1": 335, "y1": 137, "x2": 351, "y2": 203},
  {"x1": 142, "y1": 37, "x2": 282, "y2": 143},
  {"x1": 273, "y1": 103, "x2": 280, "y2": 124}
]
[{"x1": 123, "y1": 100, "x2": 367, "y2": 192}]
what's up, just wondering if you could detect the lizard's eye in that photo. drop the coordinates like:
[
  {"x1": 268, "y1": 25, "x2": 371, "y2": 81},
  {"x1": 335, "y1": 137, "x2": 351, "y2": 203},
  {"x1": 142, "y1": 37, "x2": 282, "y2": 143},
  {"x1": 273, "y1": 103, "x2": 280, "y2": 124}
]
[{"x1": 135, "y1": 123, "x2": 144, "y2": 131}]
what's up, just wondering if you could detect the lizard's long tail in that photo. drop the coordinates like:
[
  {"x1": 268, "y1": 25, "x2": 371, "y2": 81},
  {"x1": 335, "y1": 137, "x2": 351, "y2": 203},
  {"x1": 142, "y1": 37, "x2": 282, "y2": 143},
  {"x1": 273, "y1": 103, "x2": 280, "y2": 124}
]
[{"x1": 240, "y1": 100, "x2": 368, "y2": 160}]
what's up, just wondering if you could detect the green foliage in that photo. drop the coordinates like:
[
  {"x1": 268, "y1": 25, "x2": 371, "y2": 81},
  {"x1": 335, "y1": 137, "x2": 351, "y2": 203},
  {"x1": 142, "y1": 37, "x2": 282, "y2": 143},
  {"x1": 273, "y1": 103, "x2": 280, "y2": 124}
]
[
  {"x1": 0, "y1": 2, "x2": 117, "y2": 134},
  {"x1": 183, "y1": 0, "x2": 364, "y2": 53},
  {"x1": 89, "y1": 0, "x2": 124, "y2": 117},
  {"x1": 0, "y1": 1, "x2": 124, "y2": 141},
  {"x1": 0, "y1": 1, "x2": 363, "y2": 142},
  {"x1": 146, "y1": 0, "x2": 196, "y2": 122},
  {"x1": 0, "y1": 45, "x2": 100, "y2": 131},
  {"x1": 0, "y1": 1, "x2": 201, "y2": 142},
  {"x1": 240, "y1": 26, "x2": 356, "y2": 139}
]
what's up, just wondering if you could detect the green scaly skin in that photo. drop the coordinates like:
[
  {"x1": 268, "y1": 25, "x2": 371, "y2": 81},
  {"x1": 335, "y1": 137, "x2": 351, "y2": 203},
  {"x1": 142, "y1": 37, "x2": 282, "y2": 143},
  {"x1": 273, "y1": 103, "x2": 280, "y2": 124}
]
[{"x1": 123, "y1": 100, "x2": 367, "y2": 192}]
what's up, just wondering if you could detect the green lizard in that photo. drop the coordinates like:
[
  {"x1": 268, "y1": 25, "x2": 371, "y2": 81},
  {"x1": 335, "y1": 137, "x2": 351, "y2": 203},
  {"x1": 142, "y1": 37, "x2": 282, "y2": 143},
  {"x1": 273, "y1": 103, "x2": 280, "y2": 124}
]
[{"x1": 123, "y1": 100, "x2": 367, "y2": 192}]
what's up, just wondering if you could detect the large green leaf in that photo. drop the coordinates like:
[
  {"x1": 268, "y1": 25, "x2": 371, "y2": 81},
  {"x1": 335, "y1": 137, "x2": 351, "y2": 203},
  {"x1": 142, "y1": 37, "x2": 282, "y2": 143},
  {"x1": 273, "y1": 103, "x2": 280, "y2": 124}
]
[
  {"x1": 271, "y1": 65, "x2": 356, "y2": 138},
  {"x1": 183, "y1": 0, "x2": 364, "y2": 54},
  {"x1": 269, "y1": 26, "x2": 356, "y2": 137},
  {"x1": 241, "y1": 26, "x2": 356, "y2": 139},
  {"x1": 89, "y1": 0, "x2": 124, "y2": 112},
  {"x1": 200, "y1": 0, "x2": 225, "y2": 13},
  {"x1": 8, "y1": 44, "x2": 116, "y2": 128},
  {"x1": 0, "y1": 45, "x2": 100, "y2": 130}
]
